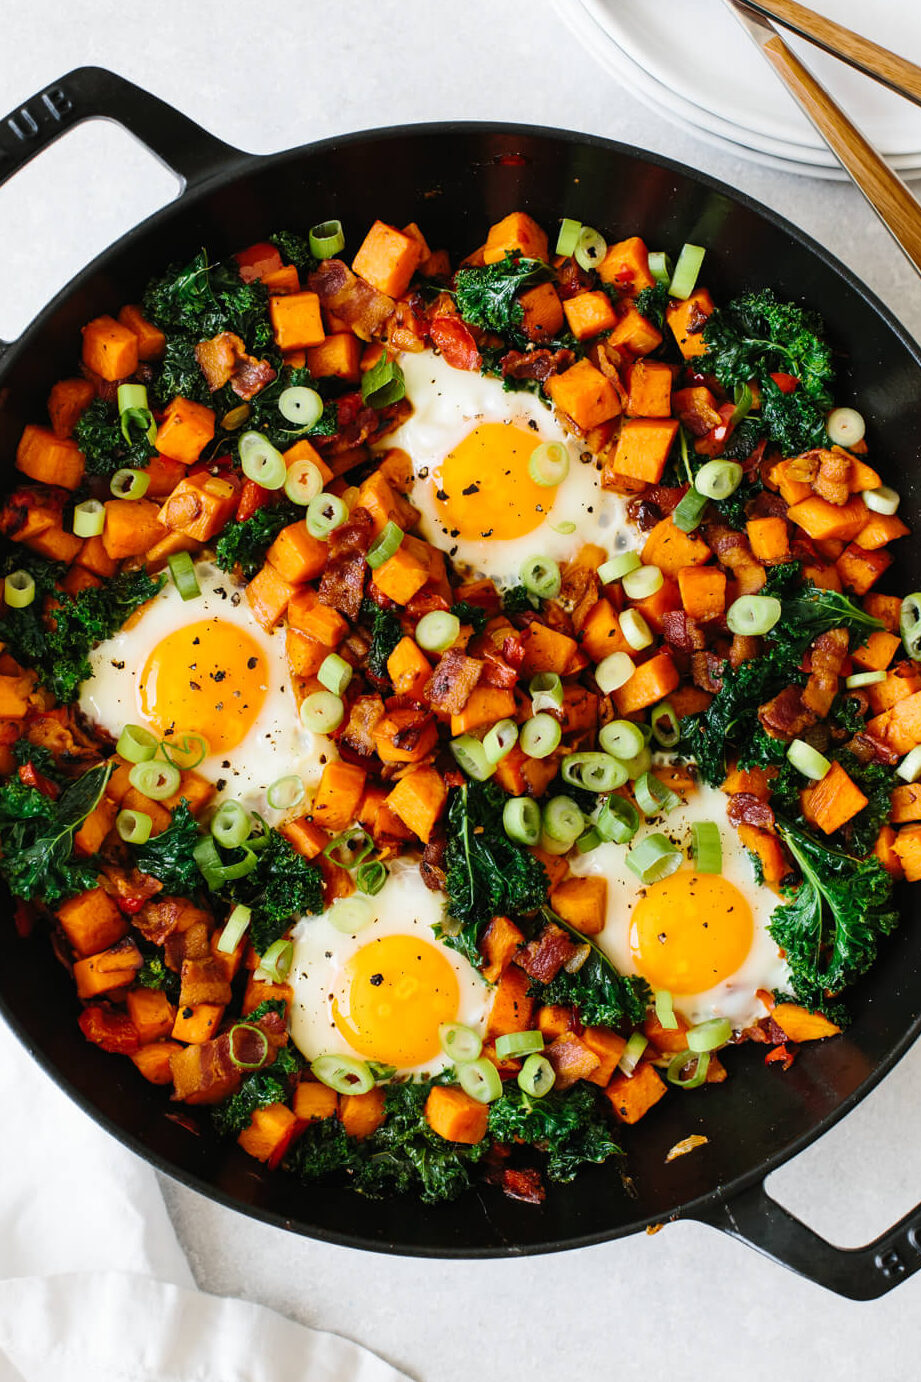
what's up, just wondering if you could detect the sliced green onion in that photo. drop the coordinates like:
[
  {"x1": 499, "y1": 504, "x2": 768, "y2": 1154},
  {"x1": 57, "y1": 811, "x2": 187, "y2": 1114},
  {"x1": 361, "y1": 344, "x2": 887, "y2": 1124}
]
[
  {"x1": 596, "y1": 795, "x2": 640, "y2": 844},
  {"x1": 897, "y1": 746, "x2": 921, "y2": 784},
  {"x1": 672, "y1": 487, "x2": 710, "y2": 534},
  {"x1": 863, "y1": 484, "x2": 900, "y2": 515},
  {"x1": 521, "y1": 713, "x2": 562, "y2": 759},
  {"x1": 517, "y1": 1052, "x2": 556, "y2": 1097},
  {"x1": 323, "y1": 827, "x2": 373, "y2": 870},
  {"x1": 73, "y1": 499, "x2": 105, "y2": 538},
  {"x1": 210, "y1": 800, "x2": 252, "y2": 850},
  {"x1": 574, "y1": 225, "x2": 607, "y2": 272},
  {"x1": 695, "y1": 459, "x2": 743, "y2": 500},
  {"x1": 619, "y1": 608, "x2": 653, "y2": 651},
  {"x1": 266, "y1": 774, "x2": 306, "y2": 812},
  {"x1": 668, "y1": 243, "x2": 706, "y2": 300},
  {"x1": 328, "y1": 896, "x2": 374, "y2": 934},
  {"x1": 529, "y1": 441, "x2": 570, "y2": 487},
  {"x1": 901, "y1": 594, "x2": 921, "y2": 661},
  {"x1": 826, "y1": 406, "x2": 865, "y2": 448},
  {"x1": 598, "y1": 719, "x2": 646, "y2": 760},
  {"x1": 279, "y1": 386, "x2": 323, "y2": 429},
  {"x1": 160, "y1": 732, "x2": 208, "y2": 769},
  {"x1": 634, "y1": 771, "x2": 680, "y2": 817},
  {"x1": 787, "y1": 738, "x2": 831, "y2": 781},
  {"x1": 458, "y1": 1057, "x2": 503, "y2": 1104},
  {"x1": 299, "y1": 690, "x2": 345, "y2": 733},
  {"x1": 117, "y1": 382, "x2": 157, "y2": 445},
  {"x1": 622, "y1": 746, "x2": 653, "y2": 781},
  {"x1": 311, "y1": 1054, "x2": 375, "y2": 1095},
  {"x1": 552, "y1": 521, "x2": 577, "y2": 535},
  {"x1": 284, "y1": 457, "x2": 325, "y2": 505},
  {"x1": 110, "y1": 467, "x2": 150, "y2": 499},
  {"x1": 648, "y1": 251, "x2": 673, "y2": 286},
  {"x1": 222, "y1": 403, "x2": 251, "y2": 431},
  {"x1": 193, "y1": 836, "x2": 258, "y2": 888},
  {"x1": 309, "y1": 219, "x2": 346, "y2": 259},
  {"x1": 3, "y1": 570, "x2": 35, "y2": 609},
  {"x1": 503, "y1": 795, "x2": 541, "y2": 846},
  {"x1": 529, "y1": 671, "x2": 563, "y2": 713},
  {"x1": 618, "y1": 1031, "x2": 648, "y2": 1077},
  {"x1": 117, "y1": 382, "x2": 148, "y2": 413},
  {"x1": 167, "y1": 551, "x2": 201, "y2": 602},
  {"x1": 845, "y1": 669, "x2": 886, "y2": 689},
  {"x1": 691, "y1": 820, "x2": 722, "y2": 874},
  {"x1": 317, "y1": 652, "x2": 353, "y2": 696},
  {"x1": 483, "y1": 718, "x2": 518, "y2": 764},
  {"x1": 726, "y1": 594, "x2": 782, "y2": 637},
  {"x1": 688, "y1": 1017, "x2": 732, "y2": 1052},
  {"x1": 217, "y1": 903, "x2": 251, "y2": 954},
  {"x1": 595, "y1": 651, "x2": 635, "y2": 695},
  {"x1": 621, "y1": 564, "x2": 664, "y2": 601},
  {"x1": 562, "y1": 752, "x2": 628, "y2": 793},
  {"x1": 496, "y1": 1030, "x2": 544, "y2": 1060},
  {"x1": 239, "y1": 431, "x2": 286, "y2": 489},
  {"x1": 415, "y1": 610, "x2": 460, "y2": 653},
  {"x1": 576, "y1": 827, "x2": 602, "y2": 854},
  {"x1": 654, "y1": 989, "x2": 679, "y2": 1030},
  {"x1": 228, "y1": 1022, "x2": 269, "y2": 1070},
  {"x1": 542, "y1": 795, "x2": 584, "y2": 845},
  {"x1": 128, "y1": 759, "x2": 181, "y2": 800},
  {"x1": 305, "y1": 492, "x2": 348, "y2": 539},
  {"x1": 729, "y1": 382, "x2": 754, "y2": 428},
  {"x1": 555, "y1": 218, "x2": 582, "y2": 257},
  {"x1": 450, "y1": 734, "x2": 496, "y2": 781},
  {"x1": 667, "y1": 1049, "x2": 710, "y2": 1089},
  {"x1": 116, "y1": 724, "x2": 159, "y2": 764},
  {"x1": 598, "y1": 551, "x2": 642, "y2": 584},
  {"x1": 520, "y1": 555, "x2": 561, "y2": 600},
  {"x1": 366, "y1": 521, "x2": 404, "y2": 570},
  {"x1": 361, "y1": 353, "x2": 406, "y2": 409},
  {"x1": 626, "y1": 833, "x2": 682, "y2": 884},
  {"x1": 650, "y1": 701, "x2": 680, "y2": 749},
  {"x1": 356, "y1": 859, "x2": 388, "y2": 895},
  {"x1": 116, "y1": 808, "x2": 152, "y2": 845},
  {"x1": 439, "y1": 1022, "x2": 483, "y2": 1064}
]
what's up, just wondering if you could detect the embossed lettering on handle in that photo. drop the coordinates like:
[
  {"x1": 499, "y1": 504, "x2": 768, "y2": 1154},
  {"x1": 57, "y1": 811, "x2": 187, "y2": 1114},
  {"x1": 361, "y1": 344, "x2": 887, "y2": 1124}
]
[{"x1": 0, "y1": 85, "x2": 76, "y2": 168}]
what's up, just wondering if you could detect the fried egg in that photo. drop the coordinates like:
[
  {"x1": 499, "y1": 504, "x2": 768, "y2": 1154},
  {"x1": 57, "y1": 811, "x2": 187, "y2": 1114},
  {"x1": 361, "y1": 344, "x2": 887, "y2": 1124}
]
[
  {"x1": 381, "y1": 350, "x2": 635, "y2": 585},
  {"x1": 80, "y1": 560, "x2": 330, "y2": 816},
  {"x1": 289, "y1": 859, "x2": 491, "y2": 1077},
  {"x1": 570, "y1": 771, "x2": 789, "y2": 1030}
]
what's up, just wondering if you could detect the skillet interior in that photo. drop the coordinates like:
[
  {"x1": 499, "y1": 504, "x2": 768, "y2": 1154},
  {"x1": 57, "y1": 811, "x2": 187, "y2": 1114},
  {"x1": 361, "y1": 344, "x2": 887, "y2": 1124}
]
[{"x1": 1, "y1": 123, "x2": 920, "y2": 1256}]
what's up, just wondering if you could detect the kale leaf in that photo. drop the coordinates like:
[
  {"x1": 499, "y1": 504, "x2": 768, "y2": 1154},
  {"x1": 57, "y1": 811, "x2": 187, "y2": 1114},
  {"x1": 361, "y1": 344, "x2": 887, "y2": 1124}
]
[
  {"x1": 72, "y1": 397, "x2": 157, "y2": 476},
  {"x1": 440, "y1": 781, "x2": 548, "y2": 966},
  {"x1": 227, "y1": 829, "x2": 323, "y2": 956},
  {"x1": 133, "y1": 799, "x2": 202, "y2": 896},
  {"x1": 355, "y1": 1079, "x2": 488, "y2": 1204},
  {"x1": 634, "y1": 282, "x2": 669, "y2": 330},
  {"x1": 536, "y1": 908, "x2": 650, "y2": 1028},
  {"x1": 237, "y1": 365, "x2": 336, "y2": 449},
  {"x1": 719, "y1": 415, "x2": 765, "y2": 462},
  {"x1": 501, "y1": 584, "x2": 537, "y2": 614},
  {"x1": 454, "y1": 253, "x2": 551, "y2": 338},
  {"x1": 0, "y1": 761, "x2": 111, "y2": 903},
  {"x1": 214, "y1": 500, "x2": 302, "y2": 579},
  {"x1": 211, "y1": 1046, "x2": 303, "y2": 1139},
  {"x1": 152, "y1": 335, "x2": 211, "y2": 406},
  {"x1": 269, "y1": 231, "x2": 317, "y2": 276},
  {"x1": 360, "y1": 599, "x2": 403, "y2": 682},
  {"x1": 135, "y1": 951, "x2": 181, "y2": 1002},
  {"x1": 142, "y1": 249, "x2": 274, "y2": 354},
  {"x1": 835, "y1": 750, "x2": 897, "y2": 858},
  {"x1": 489, "y1": 1083, "x2": 623, "y2": 1182},
  {"x1": 770, "y1": 818, "x2": 899, "y2": 1011},
  {"x1": 450, "y1": 601, "x2": 489, "y2": 635},
  {"x1": 288, "y1": 1117, "x2": 362, "y2": 1180},
  {"x1": 775, "y1": 587, "x2": 885, "y2": 650},
  {"x1": 11, "y1": 736, "x2": 64, "y2": 784}
]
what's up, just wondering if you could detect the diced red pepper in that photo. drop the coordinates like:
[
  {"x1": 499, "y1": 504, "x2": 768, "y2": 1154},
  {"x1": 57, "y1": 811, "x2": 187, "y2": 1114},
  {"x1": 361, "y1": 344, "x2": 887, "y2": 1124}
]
[
  {"x1": 429, "y1": 316, "x2": 482, "y2": 372},
  {"x1": 78, "y1": 1005, "x2": 141, "y2": 1055},
  {"x1": 765, "y1": 1043, "x2": 795, "y2": 1070},
  {"x1": 236, "y1": 479, "x2": 272, "y2": 523},
  {"x1": 18, "y1": 762, "x2": 60, "y2": 799},
  {"x1": 234, "y1": 241, "x2": 284, "y2": 283},
  {"x1": 769, "y1": 371, "x2": 799, "y2": 394}
]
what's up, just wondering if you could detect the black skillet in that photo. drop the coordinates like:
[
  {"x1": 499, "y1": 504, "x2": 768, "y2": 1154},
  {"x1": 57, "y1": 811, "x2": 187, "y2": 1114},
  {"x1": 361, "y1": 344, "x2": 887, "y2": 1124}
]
[{"x1": 1, "y1": 67, "x2": 920, "y2": 1299}]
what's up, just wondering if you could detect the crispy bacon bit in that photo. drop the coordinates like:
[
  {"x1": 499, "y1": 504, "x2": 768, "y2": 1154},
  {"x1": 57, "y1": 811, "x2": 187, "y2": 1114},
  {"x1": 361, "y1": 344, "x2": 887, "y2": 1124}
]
[
  {"x1": 340, "y1": 694, "x2": 386, "y2": 759},
  {"x1": 559, "y1": 563, "x2": 601, "y2": 632},
  {"x1": 555, "y1": 257, "x2": 593, "y2": 300},
  {"x1": 318, "y1": 505, "x2": 373, "y2": 620},
  {"x1": 179, "y1": 956, "x2": 233, "y2": 1009},
  {"x1": 478, "y1": 645, "x2": 519, "y2": 689},
  {"x1": 502, "y1": 1167, "x2": 546, "y2": 1204},
  {"x1": 850, "y1": 729, "x2": 899, "y2": 767},
  {"x1": 813, "y1": 447, "x2": 851, "y2": 506},
  {"x1": 663, "y1": 610, "x2": 707, "y2": 652},
  {"x1": 100, "y1": 863, "x2": 162, "y2": 914},
  {"x1": 420, "y1": 832, "x2": 447, "y2": 892},
  {"x1": 424, "y1": 648, "x2": 483, "y2": 715},
  {"x1": 545, "y1": 1032, "x2": 601, "y2": 1091},
  {"x1": 170, "y1": 1009, "x2": 286, "y2": 1105},
  {"x1": 665, "y1": 1134, "x2": 709, "y2": 1163},
  {"x1": 499, "y1": 347, "x2": 575, "y2": 383},
  {"x1": 749, "y1": 489, "x2": 788, "y2": 519},
  {"x1": 164, "y1": 920, "x2": 211, "y2": 972},
  {"x1": 703, "y1": 522, "x2": 754, "y2": 571},
  {"x1": 759, "y1": 684, "x2": 817, "y2": 741},
  {"x1": 802, "y1": 627, "x2": 848, "y2": 717},
  {"x1": 730, "y1": 633, "x2": 761, "y2": 668},
  {"x1": 765, "y1": 1043, "x2": 796, "y2": 1071},
  {"x1": 307, "y1": 259, "x2": 395, "y2": 340},
  {"x1": 727, "y1": 792, "x2": 775, "y2": 829},
  {"x1": 691, "y1": 651, "x2": 724, "y2": 694},
  {"x1": 195, "y1": 332, "x2": 276, "y2": 401},
  {"x1": 133, "y1": 896, "x2": 190, "y2": 945},
  {"x1": 515, "y1": 923, "x2": 581, "y2": 984}
]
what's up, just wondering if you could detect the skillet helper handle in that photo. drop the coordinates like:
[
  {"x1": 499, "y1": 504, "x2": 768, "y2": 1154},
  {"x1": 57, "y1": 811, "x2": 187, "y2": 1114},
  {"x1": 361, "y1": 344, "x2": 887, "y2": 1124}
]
[
  {"x1": 707, "y1": 1179, "x2": 921, "y2": 1299},
  {"x1": 0, "y1": 65, "x2": 243, "y2": 193}
]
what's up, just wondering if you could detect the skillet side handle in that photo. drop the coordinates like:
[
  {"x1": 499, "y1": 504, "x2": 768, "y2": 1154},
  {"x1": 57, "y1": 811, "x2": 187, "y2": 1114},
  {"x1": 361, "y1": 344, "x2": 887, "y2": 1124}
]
[
  {"x1": 703, "y1": 1179, "x2": 921, "y2": 1299},
  {"x1": 0, "y1": 66, "x2": 244, "y2": 193}
]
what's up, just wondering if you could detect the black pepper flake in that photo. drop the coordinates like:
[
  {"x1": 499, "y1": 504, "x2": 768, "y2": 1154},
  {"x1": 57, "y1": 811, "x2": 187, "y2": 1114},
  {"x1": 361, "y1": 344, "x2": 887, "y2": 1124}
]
[
  {"x1": 462, "y1": 482, "x2": 480, "y2": 496},
  {"x1": 435, "y1": 488, "x2": 449, "y2": 502},
  {"x1": 247, "y1": 657, "x2": 258, "y2": 670},
  {"x1": 189, "y1": 681, "x2": 201, "y2": 691},
  {"x1": 210, "y1": 670, "x2": 226, "y2": 682},
  {"x1": 369, "y1": 973, "x2": 384, "y2": 987}
]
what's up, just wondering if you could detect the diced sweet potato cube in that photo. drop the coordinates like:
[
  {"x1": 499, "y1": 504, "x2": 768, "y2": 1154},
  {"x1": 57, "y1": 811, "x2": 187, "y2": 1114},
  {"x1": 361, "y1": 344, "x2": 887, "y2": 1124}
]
[
  {"x1": 519, "y1": 281, "x2": 564, "y2": 341},
  {"x1": 266, "y1": 522, "x2": 328, "y2": 584},
  {"x1": 81, "y1": 314, "x2": 139, "y2": 381},
  {"x1": 605, "y1": 1062, "x2": 668, "y2": 1123},
  {"x1": 352, "y1": 220, "x2": 424, "y2": 298},
  {"x1": 117, "y1": 303, "x2": 167, "y2": 359},
  {"x1": 312, "y1": 761, "x2": 367, "y2": 834},
  {"x1": 563, "y1": 290, "x2": 617, "y2": 341},
  {"x1": 424, "y1": 1085, "x2": 488, "y2": 1144},
  {"x1": 772, "y1": 1004, "x2": 841, "y2": 1042},
  {"x1": 292, "y1": 1082, "x2": 339, "y2": 1122},
  {"x1": 550, "y1": 875, "x2": 606, "y2": 935},
  {"x1": 481, "y1": 914, "x2": 525, "y2": 983},
  {"x1": 245, "y1": 561, "x2": 298, "y2": 630},
  {"x1": 608, "y1": 305, "x2": 662, "y2": 355},
  {"x1": 171, "y1": 1003, "x2": 224, "y2": 1044},
  {"x1": 130, "y1": 1041, "x2": 182, "y2": 1084},
  {"x1": 16, "y1": 425, "x2": 85, "y2": 490},
  {"x1": 57, "y1": 888, "x2": 127, "y2": 958},
  {"x1": 158, "y1": 472, "x2": 238, "y2": 542},
  {"x1": 269, "y1": 291, "x2": 325, "y2": 351},
  {"x1": 800, "y1": 760, "x2": 868, "y2": 835},
  {"x1": 340, "y1": 1087, "x2": 386, "y2": 1139},
  {"x1": 626, "y1": 359, "x2": 672, "y2": 418},
  {"x1": 155, "y1": 397, "x2": 216, "y2": 465},
  {"x1": 482, "y1": 211, "x2": 548, "y2": 266},
  {"x1": 598, "y1": 236, "x2": 656, "y2": 293},
  {"x1": 545, "y1": 358, "x2": 622, "y2": 431},
  {"x1": 582, "y1": 1027, "x2": 627, "y2": 1086},
  {"x1": 666, "y1": 289, "x2": 715, "y2": 359},
  {"x1": 486, "y1": 965, "x2": 534, "y2": 1040},
  {"x1": 371, "y1": 534, "x2": 433, "y2": 605},
  {"x1": 450, "y1": 686, "x2": 517, "y2": 735},
  {"x1": 47, "y1": 377, "x2": 95, "y2": 438},
  {"x1": 385, "y1": 766, "x2": 447, "y2": 842},
  {"x1": 238, "y1": 1102, "x2": 300, "y2": 1163},
  {"x1": 127, "y1": 987, "x2": 176, "y2": 1044}
]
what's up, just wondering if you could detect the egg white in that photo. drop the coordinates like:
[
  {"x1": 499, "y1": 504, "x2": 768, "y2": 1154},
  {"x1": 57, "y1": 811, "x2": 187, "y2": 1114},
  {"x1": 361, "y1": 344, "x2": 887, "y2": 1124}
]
[
  {"x1": 381, "y1": 350, "x2": 636, "y2": 585},
  {"x1": 288, "y1": 859, "x2": 492, "y2": 1078},
  {"x1": 80, "y1": 560, "x2": 332, "y2": 818},
  {"x1": 569, "y1": 770, "x2": 789, "y2": 1030}
]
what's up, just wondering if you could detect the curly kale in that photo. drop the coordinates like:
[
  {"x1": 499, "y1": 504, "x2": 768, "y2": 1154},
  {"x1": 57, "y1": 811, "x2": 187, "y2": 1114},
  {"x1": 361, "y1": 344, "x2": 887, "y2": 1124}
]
[
  {"x1": 501, "y1": 584, "x2": 537, "y2": 615},
  {"x1": 356, "y1": 1079, "x2": 488, "y2": 1203},
  {"x1": 719, "y1": 414, "x2": 766, "y2": 462},
  {"x1": 133, "y1": 799, "x2": 202, "y2": 896},
  {"x1": 770, "y1": 818, "x2": 899, "y2": 1012},
  {"x1": 489, "y1": 1084, "x2": 623, "y2": 1182},
  {"x1": 634, "y1": 282, "x2": 669, "y2": 330},
  {"x1": 450, "y1": 601, "x2": 489, "y2": 635},
  {"x1": 142, "y1": 248, "x2": 274, "y2": 354},
  {"x1": 151, "y1": 335, "x2": 211, "y2": 406},
  {"x1": 135, "y1": 951, "x2": 181, "y2": 1002},
  {"x1": 211, "y1": 1046, "x2": 303, "y2": 1139},
  {"x1": 237, "y1": 365, "x2": 337, "y2": 449},
  {"x1": 72, "y1": 397, "x2": 157, "y2": 476},
  {"x1": 288, "y1": 1118, "x2": 362, "y2": 1181},
  {"x1": 269, "y1": 231, "x2": 317, "y2": 276},
  {"x1": 440, "y1": 781, "x2": 548, "y2": 966},
  {"x1": 227, "y1": 830, "x2": 323, "y2": 956},
  {"x1": 454, "y1": 252, "x2": 551, "y2": 339},
  {"x1": 835, "y1": 751, "x2": 898, "y2": 858},
  {"x1": 214, "y1": 500, "x2": 302, "y2": 580},
  {"x1": 536, "y1": 909, "x2": 650, "y2": 1028},
  {"x1": 738, "y1": 726, "x2": 801, "y2": 809},
  {"x1": 361, "y1": 598, "x2": 403, "y2": 682},
  {"x1": 0, "y1": 762, "x2": 111, "y2": 904},
  {"x1": 11, "y1": 737, "x2": 64, "y2": 784}
]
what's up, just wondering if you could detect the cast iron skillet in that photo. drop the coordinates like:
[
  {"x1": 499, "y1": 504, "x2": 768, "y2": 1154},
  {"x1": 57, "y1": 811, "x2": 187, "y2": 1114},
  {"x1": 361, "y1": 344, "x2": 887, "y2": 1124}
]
[{"x1": 1, "y1": 67, "x2": 920, "y2": 1298}]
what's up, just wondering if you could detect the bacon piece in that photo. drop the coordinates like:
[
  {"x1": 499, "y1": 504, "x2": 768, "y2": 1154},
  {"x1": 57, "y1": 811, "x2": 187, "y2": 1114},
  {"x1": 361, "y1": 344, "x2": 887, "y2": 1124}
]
[
  {"x1": 727, "y1": 792, "x2": 775, "y2": 829},
  {"x1": 424, "y1": 648, "x2": 483, "y2": 715},
  {"x1": 195, "y1": 331, "x2": 276, "y2": 400},
  {"x1": 307, "y1": 259, "x2": 394, "y2": 340},
  {"x1": 703, "y1": 522, "x2": 755, "y2": 572},
  {"x1": 759, "y1": 684, "x2": 817, "y2": 741},
  {"x1": 478, "y1": 646, "x2": 519, "y2": 689},
  {"x1": 318, "y1": 505, "x2": 374, "y2": 620},
  {"x1": 179, "y1": 956, "x2": 233, "y2": 1008},
  {"x1": 545, "y1": 1033, "x2": 601, "y2": 1091},
  {"x1": 164, "y1": 919, "x2": 211, "y2": 972},
  {"x1": 502, "y1": 1167, "x2": 546, "y2": 1205},
  {"x1": 171, "y1": 1011, "x2": 286, "y2": 1105},
  {"x1": 663, "y1": 610, "x2": 707, "y2": 652},
  {"x1": 499, "y1": 346, "x2": 575, "y2": 383},
  {"x1": 420, "y1": 832, "x2": 447, "y2": 893},
  {"x1": 559, "y1": 562, "x2": 601, "y2": 632},
  {"x1": 340, "y1": 694, "x2": 385, "y2": 760},
  {"x1": 749, "y1": 489, "x2": 788, "y2": 519},
  {"x1": 133, "y1": 896, "x2": 190, "y2": 945},
  {"x1": 555, "y1": 258, "x2": 593, "y2": 300},
  {"x1": 514, "y1": 923, "x2": 581, "y2": 984},
  {"x1": 691, "y1": 651, "x2": 725, "y2": 694},
  {"x1": 101, "y1": 863, "x2": 162, "y2": 913},
  {"x1": 802, "y1": 627, "x2": 848, "y2": 718},
  {"x1": 813, "y1": 448, "x2": 851, "y2": 506},
  {"x1": 730, "y1": 633, "x2": 761, "y2": 668}
]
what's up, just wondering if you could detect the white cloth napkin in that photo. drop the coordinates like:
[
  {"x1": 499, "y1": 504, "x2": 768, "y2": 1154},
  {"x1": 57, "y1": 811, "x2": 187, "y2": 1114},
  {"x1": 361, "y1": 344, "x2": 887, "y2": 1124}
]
[{"x1": 0, "y1": 1021, "x2": 410, "y2": 1382}]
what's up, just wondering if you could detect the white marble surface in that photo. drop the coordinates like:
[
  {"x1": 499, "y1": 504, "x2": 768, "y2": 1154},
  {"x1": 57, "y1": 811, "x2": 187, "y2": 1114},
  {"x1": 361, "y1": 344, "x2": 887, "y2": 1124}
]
[{"x1": 2, "y1": 2, "x2": 921, "y2": 1378}]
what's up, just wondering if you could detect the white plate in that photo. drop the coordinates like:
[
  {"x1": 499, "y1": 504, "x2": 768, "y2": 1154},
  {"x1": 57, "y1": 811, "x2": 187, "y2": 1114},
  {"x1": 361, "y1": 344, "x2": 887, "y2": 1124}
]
[{"x1": 580, "y1": 0, "x2": 921, "y2": 161}]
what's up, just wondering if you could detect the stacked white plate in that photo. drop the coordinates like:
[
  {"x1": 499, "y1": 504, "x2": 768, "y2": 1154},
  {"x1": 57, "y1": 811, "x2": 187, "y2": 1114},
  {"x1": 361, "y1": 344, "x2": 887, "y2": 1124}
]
[{"x1": 555, "y1": 0, "x2": 921, "y2": 180}]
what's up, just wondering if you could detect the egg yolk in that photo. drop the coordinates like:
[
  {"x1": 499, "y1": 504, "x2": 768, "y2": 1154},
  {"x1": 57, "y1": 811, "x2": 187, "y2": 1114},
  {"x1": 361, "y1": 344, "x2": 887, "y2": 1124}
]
[
  {"x1": 433, "y1": 422, "x2": 556, "y2": 541},
  {"x1": 332, "y1": 934, "x2": 460, "y2": 1067},
  {"x1": 629, "y1": 871, "x2": 754, "y2": 994},
  {"x1": 139, "y1": 618, "x2": 268, "y2": 755}
]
